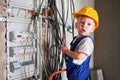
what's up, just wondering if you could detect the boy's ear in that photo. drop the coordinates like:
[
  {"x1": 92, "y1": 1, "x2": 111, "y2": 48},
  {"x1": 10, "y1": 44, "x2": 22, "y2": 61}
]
[
  {"x1": 75, "y1": 22, "x2": 77, "y2": 28},
  {"x1": 91, "y1": 26, "x2": 96, "y2": 32}
]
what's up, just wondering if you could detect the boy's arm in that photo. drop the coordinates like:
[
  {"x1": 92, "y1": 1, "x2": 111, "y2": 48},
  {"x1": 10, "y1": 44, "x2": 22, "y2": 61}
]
[{"x1": 61, "y1": 45, "x2": 87, "y2": 60}]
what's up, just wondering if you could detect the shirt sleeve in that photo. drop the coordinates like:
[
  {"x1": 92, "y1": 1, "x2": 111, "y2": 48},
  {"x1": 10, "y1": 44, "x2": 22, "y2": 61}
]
[
  {"x1": 73, "y1": 37, "x2": 94, "y2": 65},
  {"x1": 75, "y1": 37, "x2": 94, "y2": 56}
]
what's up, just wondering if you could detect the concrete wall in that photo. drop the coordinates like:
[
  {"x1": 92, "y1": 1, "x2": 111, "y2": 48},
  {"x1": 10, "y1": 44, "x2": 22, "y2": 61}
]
[{"x1": 94, "y1": 0, "x2": 120, "y2": 80}]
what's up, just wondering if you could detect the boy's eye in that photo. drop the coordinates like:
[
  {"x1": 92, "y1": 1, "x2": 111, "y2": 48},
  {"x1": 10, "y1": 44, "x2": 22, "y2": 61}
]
[
  {"x1": 80, "y1": 21, "x2": 91, "y2": 26},
  {"x1": 88, "y1": 23, "x2": 91, "y2": 26},
  {"x1": 80, "y1": 21, "x2": 84, "y2": 25}
]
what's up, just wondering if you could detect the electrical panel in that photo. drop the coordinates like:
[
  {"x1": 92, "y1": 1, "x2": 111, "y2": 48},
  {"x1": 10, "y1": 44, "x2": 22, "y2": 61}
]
[{"x1": 6, "y1": 0, "x2": 40, "y2": 80}]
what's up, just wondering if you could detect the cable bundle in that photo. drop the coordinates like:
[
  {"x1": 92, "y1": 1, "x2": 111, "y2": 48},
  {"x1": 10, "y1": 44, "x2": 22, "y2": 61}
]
[{"x1": 35, "y1": 0, "x2": 75, "y2": 79}]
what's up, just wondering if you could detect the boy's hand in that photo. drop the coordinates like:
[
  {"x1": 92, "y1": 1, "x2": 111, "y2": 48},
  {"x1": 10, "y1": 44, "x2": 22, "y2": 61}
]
[{"x1": 61, "y1": 45, "x2": 69, "y2": 53}]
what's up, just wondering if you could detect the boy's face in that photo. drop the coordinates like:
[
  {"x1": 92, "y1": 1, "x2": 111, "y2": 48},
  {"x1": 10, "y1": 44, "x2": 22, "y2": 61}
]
[{"x1": 75, "y1": 16, "x2": 96, "y2": 36}]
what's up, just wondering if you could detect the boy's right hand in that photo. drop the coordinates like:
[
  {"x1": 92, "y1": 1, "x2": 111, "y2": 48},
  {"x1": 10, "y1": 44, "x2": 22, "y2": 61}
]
[{"x1": 61, "y1": 45, "x2": 69, "y2": 53}]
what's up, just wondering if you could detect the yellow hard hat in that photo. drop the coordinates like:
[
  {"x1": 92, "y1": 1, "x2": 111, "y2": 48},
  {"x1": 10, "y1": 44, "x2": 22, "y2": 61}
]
[{"x1": 72, "y1": 6, "x2": 99, "y2": 28}]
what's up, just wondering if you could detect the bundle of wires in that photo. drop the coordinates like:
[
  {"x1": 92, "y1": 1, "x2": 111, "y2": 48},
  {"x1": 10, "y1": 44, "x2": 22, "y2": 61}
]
[{"x1": 36, "y1": 0, "x2": 75, "y2": 80}]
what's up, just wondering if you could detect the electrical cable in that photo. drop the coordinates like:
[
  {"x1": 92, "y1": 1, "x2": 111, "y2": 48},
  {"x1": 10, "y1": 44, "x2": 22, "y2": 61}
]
[
  {"x1": 64, "y1": 0, "x2": 69, "y2": 25},
  {"x1": 70, "y1": 0, "x2": 75, "y2": 38},
  {"x1": 48, "y1": 69, "x2": 66, "y2": 80},
  {"x1": 34, "y1": 0, "x2": 75, "y2": 80},
  {"x1": 44, "y1": 0, "x2": 65, "y2": 79},
  {"x1": 37, "y1": 0, "x2": 44, "y2": 17}
]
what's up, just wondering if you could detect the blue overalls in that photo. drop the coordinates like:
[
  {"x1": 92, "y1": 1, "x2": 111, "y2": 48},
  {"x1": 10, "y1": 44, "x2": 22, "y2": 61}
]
[{"x1": 65, "y1": 36, "x2": 92, "y2": 80}]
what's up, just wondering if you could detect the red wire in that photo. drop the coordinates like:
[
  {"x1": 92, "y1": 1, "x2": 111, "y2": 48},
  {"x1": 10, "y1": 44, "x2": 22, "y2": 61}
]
[{"x1": 48, "y1": 69, "x2": 66, "y2": 80}]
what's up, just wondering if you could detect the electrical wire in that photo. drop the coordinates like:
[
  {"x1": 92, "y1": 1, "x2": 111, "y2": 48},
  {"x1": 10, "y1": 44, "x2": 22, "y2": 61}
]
[
  {"x1": 42, "y1": 1, "x2": 65, "y2": 80},
  {"x1": 37, "y1": 0, "x2": 44, "y2": 17},
  {"x1": 35, "y1": 0, "x2": 76, "y2": 80},
  {"x1": 48, "y1": 69, "x2": 66, "y2": 80},
  {"x1": 70, "y1": 0, "x2": 75, "y2": 38}
]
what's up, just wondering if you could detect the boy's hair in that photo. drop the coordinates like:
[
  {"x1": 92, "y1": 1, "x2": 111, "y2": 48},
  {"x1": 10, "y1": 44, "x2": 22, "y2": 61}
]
[{"x1": 72, "y1": 6, "x2": 99, "y2": 29}]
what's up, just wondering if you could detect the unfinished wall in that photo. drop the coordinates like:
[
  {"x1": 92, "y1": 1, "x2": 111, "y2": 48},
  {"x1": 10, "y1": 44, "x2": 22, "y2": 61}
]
[
  {"x1": 0, "y1": 0, "x2": 6, "y2": 80},
  {"x1": 94, "y1": 0, "x2": 120, "y2": 80}
]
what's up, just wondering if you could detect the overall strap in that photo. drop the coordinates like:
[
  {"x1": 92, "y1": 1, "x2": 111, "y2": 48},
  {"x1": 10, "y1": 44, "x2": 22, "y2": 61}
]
[
  {"x1": 65, "y1": 36, "x2": 93, "y2": 63},
  {"x1": 70, "y1": 36, "x2": 92, "y2": 51}
]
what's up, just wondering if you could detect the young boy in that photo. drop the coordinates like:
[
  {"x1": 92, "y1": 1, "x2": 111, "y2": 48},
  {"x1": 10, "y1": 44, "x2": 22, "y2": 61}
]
[{"x1": 61, "y1": 6, "x2": 99, "y2": 80}]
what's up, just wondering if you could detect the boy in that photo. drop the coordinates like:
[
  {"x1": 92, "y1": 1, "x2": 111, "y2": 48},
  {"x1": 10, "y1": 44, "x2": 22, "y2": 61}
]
[{"x1": 61, "y1": 6, "x2": 99, "y2": 80}]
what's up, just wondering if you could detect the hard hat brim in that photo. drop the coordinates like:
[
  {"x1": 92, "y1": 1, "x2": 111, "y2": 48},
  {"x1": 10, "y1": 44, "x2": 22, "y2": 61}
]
[{"x1": 72, "y1": 12, "x2": 99, "y2": 28}]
